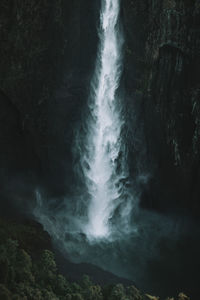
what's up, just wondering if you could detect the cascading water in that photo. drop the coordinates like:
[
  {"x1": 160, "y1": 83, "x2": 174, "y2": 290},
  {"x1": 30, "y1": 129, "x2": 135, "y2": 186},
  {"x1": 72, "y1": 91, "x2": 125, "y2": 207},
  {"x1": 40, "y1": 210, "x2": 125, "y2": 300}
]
[
  {"x1": 81, "y1": 0, "x2": 131, "y2": 239},
  {"x1": 33, "y1": 1, "x2": 182, "y2": 292},
  {"x1": 34, "y1": 0, "x2": 136, "y2": 253}
]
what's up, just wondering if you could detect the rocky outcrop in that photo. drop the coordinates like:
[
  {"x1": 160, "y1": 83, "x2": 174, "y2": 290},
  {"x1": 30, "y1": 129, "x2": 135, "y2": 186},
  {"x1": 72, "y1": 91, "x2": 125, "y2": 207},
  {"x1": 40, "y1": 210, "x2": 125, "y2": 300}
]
[
  {"x1": 0, "y1": 0, "x2": 99, "y2": 204},
  {"x1": 122, "y1": 0, "x2": 200, "y2": 216},
  {"x1": 2, "y1": 217, "x2": 190, "y2": 300}
]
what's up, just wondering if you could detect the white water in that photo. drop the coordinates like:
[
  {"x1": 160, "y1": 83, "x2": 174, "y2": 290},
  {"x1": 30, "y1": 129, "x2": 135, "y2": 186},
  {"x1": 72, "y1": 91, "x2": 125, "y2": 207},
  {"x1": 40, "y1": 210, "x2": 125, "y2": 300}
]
[
  {"x1": 82, "y1": 0, "x2": 130, "y2": 239},
  {"x1": 32, "y1": 0, "x2": 181, "y2": 290}
]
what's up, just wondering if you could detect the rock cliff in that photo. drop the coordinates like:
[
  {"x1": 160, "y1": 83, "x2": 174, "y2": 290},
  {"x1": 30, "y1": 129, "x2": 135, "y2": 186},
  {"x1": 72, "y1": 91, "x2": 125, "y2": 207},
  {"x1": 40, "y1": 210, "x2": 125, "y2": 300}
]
[
  {"x1": 122, "y1": 0, "x2": 200, "y2": 215},
  {"x1": 0, "y1": 1, "x2": 199, "y2": 214}
]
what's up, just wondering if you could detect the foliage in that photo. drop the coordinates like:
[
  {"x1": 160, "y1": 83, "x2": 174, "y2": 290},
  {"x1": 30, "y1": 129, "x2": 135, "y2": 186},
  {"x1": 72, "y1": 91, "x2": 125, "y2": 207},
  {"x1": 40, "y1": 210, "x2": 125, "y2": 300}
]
[{"x1": 0, "y1": 218, "x2": 190, "y2": 300}]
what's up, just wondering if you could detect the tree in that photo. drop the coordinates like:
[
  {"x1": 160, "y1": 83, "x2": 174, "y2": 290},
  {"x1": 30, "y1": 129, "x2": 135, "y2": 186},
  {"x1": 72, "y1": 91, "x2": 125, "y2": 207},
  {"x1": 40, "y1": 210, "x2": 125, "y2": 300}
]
[
  {"x1": 126, "y1": 286, "x2": 143, "y2": 300},
  {"x1": 53, "y1": 274, "x2": 71, "y2": 296},
  {"x1": 15, "y1": 249, "x2": 34, "y2": 283},
  {"x1": 36, "y1": 250, "x2": 57, "y2": 286},
  {"x1": 110, "y1": 284, "x2": 128, "y2": 300},
  {"x1": 83, "y1": 284, "x2": 103, "y2": 300}
]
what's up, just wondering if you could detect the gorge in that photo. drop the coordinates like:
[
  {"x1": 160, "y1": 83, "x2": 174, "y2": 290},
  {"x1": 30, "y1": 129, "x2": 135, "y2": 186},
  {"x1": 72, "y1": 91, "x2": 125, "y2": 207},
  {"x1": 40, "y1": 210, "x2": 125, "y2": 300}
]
[{"x1": 0, "y1": 0, "x2": 200, "y2": 299}]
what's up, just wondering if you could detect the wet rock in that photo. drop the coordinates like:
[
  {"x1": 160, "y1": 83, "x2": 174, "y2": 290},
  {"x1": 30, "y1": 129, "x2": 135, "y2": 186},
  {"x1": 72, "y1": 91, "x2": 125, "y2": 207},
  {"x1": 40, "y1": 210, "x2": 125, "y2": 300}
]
[{"x1": 122, "y1": 0, "x2": 200, "y2": 216}]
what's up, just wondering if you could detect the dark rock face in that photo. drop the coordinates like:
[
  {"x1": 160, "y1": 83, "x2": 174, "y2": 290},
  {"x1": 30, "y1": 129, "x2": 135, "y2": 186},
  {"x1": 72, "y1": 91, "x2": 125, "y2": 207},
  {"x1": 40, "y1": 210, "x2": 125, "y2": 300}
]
[
  {"x1": 0, "y1": 0, "x2": 199, "y2": 224},
  {"x1": 121, "y1": 4, "x2": 200, "y2": 298},
  {"x1": 122, "y1": 0, "x2": 200, "y2": 216},
  {"x1": 0, "y1": 1, "x2": 199, "y2": 299},
  {"x1": 0, "y1": 0, "x2": 99, "y2": 206}
]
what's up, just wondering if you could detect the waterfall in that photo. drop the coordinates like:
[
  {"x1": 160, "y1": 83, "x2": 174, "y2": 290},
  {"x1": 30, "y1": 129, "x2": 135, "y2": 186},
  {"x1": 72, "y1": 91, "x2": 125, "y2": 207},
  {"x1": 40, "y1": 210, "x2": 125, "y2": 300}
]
[
  {"x1": 34, "y1": 0, "x2": 134, "y2": 246},
  {"x1": 32, "y1": 1, "x2": 182, "y2": 291},
  {"x1": 81, "y1": 0, "x2": 131, "y2": 240}
]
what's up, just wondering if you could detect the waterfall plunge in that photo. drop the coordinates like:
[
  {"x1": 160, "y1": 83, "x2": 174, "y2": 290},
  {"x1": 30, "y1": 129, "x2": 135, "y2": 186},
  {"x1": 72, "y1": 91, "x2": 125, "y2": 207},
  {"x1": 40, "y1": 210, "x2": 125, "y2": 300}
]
[
  {"x1": 82, "y1": 0, "x2": 131, "y2": 240},
  {"x1": 33, "y1": 0, "x2": 175, "y2": 287},
  {"x1": 34, "y1": 0, "x2": 136, "y2": 249}
]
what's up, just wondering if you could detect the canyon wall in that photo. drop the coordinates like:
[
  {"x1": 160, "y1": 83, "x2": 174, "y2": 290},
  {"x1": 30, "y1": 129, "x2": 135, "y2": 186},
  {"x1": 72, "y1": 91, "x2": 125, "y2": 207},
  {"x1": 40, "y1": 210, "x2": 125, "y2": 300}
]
[
  {"x1": 122, "y1": 0, "x2": 200, "y2": 216},
  {"x1": 0, "y1": 0, "x2": 199, "y2": 216},
  {"x1": 0, "y1": 0, "x2": 98, "y2": 206}
]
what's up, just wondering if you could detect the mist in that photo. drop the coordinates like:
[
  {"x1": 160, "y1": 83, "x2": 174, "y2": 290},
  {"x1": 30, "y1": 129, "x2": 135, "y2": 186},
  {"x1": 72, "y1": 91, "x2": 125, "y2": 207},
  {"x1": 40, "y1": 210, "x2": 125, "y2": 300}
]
[
  {"x1": 33, "y1": 187, "x2": 200, "y2": 298},
  {"x1": 0, "y1": 0, "x2": 198, "y2": 299},
  {"x1": 31, "y1": 1, "x2": 200, "y2": 298}
]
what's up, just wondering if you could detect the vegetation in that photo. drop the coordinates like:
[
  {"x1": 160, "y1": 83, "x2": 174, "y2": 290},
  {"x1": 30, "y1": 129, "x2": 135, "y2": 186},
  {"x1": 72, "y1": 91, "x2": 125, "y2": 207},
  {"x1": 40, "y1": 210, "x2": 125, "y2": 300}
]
[{"x1": 0, "y1": 218, "x2": 190, "y2": 300}]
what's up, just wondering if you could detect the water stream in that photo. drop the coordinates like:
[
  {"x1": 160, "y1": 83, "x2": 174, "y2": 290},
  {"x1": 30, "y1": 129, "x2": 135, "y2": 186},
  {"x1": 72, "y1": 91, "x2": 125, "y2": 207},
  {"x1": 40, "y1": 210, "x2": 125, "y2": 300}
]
[{"x1": 81, "y1": 0, "x2": 132, "y2": 240}]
